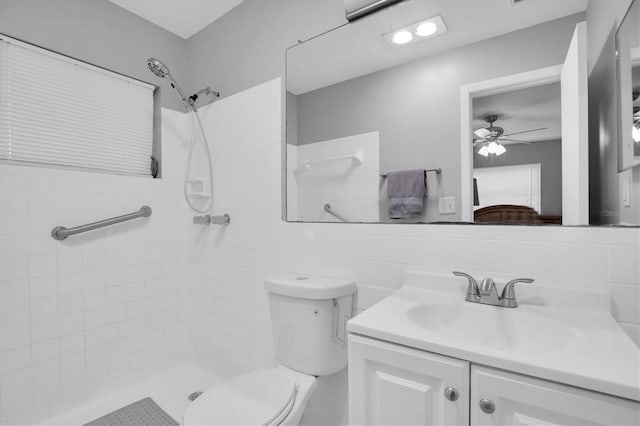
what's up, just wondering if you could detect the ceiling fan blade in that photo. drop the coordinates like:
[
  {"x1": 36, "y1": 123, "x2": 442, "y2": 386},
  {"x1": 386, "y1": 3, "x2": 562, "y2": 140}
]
[
  {"x1": 500, "y1": 138, "x2": 532, "y2": 145},
  {"x1": 502, "y1": 127, "x2": 547, "y2": 137},
  {"x1": 473, "y1": 138, "x2": 488, "y2": 144},
  {"x1": 474, "y1": 128, "x2": 491, "y2": 138}
]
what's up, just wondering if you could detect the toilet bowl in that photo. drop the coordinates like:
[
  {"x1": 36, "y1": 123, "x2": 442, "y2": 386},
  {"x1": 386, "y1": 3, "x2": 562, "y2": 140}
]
[
  {"x1": 182, "y1": 274, "x2": 356, "y2": 425},
  {"x1": 182, "y1": 366, "x2": 317, "y2": 426}
]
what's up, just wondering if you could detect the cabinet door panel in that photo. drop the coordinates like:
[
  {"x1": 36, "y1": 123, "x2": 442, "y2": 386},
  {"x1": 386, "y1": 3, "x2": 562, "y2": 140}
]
[
  {"x1": 349, "y1": 335, "x2": 469, "y2": 426},
  {"x1": 471, "y1": 365, "x2": 640, "y2": 426}
]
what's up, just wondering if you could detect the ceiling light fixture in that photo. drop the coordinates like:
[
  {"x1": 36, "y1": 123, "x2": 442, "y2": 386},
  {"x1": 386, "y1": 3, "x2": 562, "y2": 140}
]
[
  {"x1": 392, "y1": 30, "x2": 413, "y2": 45},
  {"x1": 383, "y1": 15, "x2": 447, "y2": 47},
  {"x1": 416, "y1": 22, "x2": 438, "y2": 37},
  {"x1": 478, "y1": 141, "x2": 506, "y2": 157}
]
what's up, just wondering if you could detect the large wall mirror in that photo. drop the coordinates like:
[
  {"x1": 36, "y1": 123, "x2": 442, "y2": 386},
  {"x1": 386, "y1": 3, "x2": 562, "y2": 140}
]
[
  {"x1": 285, "y1": 0, "x2": 639, "y2": 226},
  {"x1": 617, "y1": 0, "x2": 640, "y2": 172}
]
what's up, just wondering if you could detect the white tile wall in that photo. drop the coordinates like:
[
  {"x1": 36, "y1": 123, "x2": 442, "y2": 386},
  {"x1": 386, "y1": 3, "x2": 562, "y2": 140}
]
[
  {"x1": 0, "y1": 109, "x2": 191, "y2": 424},
  {"x1": 289, "y1": 132, "x2": 380, "y2": 222},
  {"x1": 1, "y1": 77, "x2": 639, "y2": 425},
  {"x1": 185, "y1": 79, "x2": 640, "y2": 424}
]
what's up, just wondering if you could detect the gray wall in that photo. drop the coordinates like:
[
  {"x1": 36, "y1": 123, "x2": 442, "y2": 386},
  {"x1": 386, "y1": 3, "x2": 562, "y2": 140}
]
[
  {"x1": 586, "y1": 0, "x2": 633, "y2": 74},
  {"x1": 0, "y1": 0, "x2": 188, "y2": 111},
  {"x1": 291, "y1": 14, "x2": 582, "y2": 222},
  {"x1": 286, "y1": 91, "x2": 298, "y2": 146},
  {"x1": 186, "y1": 0, "x2": 346, "y2": 102},
  {"x1": 588, "y1": 27, "x2": 620, "y2": 225},
  {"x1": 474, "y1": 140, "x2": 562, "y2": 216}
]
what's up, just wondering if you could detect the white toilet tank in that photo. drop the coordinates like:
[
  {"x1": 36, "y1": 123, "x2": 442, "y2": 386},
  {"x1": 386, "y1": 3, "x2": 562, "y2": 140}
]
[{"x1": 265, "y1": 274, "x2": 356, "y2": 376}]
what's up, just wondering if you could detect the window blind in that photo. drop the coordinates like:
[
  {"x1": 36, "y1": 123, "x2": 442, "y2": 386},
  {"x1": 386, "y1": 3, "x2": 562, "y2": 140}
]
[{"x1": 0, "y1": 35, "x2": 155, "y2": 176}]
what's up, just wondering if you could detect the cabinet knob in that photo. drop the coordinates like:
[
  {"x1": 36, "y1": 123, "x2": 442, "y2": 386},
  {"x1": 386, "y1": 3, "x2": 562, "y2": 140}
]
[
  {"x1": 479, "y1": 398, "x2": 495, "y2": 414},
  {"x1": 444, "y1": 387, "x2": 458, "y2": 401}
]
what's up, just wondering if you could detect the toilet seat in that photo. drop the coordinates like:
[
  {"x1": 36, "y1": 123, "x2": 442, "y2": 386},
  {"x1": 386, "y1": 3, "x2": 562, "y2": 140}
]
[{"x1": 182, "y1": 368, "x2": 314, "y2": 426}]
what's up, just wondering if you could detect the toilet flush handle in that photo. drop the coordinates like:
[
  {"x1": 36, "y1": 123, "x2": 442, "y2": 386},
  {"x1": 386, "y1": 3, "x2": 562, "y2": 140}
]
[{"x1": 333, "y1": 298, "x2": 350, "y2": 347}]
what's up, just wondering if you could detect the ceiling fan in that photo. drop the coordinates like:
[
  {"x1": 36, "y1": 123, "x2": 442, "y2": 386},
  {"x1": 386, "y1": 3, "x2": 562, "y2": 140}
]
[{"x1": 473, "y1": 115, "x2": 547, "y2": 157}]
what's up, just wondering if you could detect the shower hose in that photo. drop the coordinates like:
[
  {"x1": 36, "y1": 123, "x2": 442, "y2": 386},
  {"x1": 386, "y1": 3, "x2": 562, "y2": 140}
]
[{"x1": 184, "y1": 110, "x2": 214, "y2": 214}]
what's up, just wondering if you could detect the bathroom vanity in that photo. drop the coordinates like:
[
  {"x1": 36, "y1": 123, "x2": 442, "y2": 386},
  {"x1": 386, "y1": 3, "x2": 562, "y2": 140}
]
[{"x1": 347, "y1": 271, "x2": 640, "y2": 425}]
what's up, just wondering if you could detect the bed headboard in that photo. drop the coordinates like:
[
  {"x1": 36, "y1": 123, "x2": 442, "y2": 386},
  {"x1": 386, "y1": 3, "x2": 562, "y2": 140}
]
[{"x1": 474, "y1": 204, "x2": 543, "y2": 224}]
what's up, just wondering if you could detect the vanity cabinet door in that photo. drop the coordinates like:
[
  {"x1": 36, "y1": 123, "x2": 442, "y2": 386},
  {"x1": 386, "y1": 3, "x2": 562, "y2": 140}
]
[
  {"x1": 471, "y1": 365, "x2": 640, "y2": 426},
  {"x1": 348, "y1": 334, "x2": 470, "y2": 425}
]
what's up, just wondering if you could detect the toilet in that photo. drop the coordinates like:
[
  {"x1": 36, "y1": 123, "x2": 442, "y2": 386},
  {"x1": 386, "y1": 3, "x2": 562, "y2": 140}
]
[{"x1": 182, "y1": 274, "x2": 356, "y2": 425}]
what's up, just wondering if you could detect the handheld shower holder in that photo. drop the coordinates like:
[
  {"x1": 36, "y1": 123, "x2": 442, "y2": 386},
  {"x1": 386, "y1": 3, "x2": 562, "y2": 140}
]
[{"x1": 188, "y1": 87, "x2": 220, "y2": 108}]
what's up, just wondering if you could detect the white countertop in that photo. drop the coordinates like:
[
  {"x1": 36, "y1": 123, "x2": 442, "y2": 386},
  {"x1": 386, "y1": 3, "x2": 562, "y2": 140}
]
[{"x1": 347, "y1": 271, "x2": 640, "y2": 402}]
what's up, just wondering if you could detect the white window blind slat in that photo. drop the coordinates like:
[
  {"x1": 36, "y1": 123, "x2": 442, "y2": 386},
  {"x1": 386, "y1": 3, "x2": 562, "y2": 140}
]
[{"x1": 0, "y1": 35, "x2": 155, "y2": 176}]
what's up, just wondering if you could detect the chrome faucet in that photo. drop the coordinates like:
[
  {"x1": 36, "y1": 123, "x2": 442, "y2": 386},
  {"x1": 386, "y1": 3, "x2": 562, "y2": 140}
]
[
  {"x1": 453, "y1": 272, "x2": 533, "y2": 308},
  {"x1": 193, "y1": 215, "x2": 211, "y2": 225},
  {"x1": 192, "y1": 214, "x2": 231, "y2": 225}
]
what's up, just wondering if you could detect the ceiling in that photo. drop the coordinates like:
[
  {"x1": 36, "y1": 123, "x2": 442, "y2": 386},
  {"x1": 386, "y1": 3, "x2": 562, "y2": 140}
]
[
  {"x1": 109, "y1": 0, "x2": 245, "y2": 39},
  {"x1": 288, "y1": 0, "x2": 588, "y2": 95},
  {"x1": 473, "y1": 82, "x2": 562, "y2": 144}
]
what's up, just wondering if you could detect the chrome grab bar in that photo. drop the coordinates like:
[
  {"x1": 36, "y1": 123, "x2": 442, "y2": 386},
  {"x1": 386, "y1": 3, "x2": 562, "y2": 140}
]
[
  {"x1": 51, "y1": 206, "x2": 152, "y2": 240},
  {"x1": 324, "y1": 203, "x2": 347, "y2": 222}
]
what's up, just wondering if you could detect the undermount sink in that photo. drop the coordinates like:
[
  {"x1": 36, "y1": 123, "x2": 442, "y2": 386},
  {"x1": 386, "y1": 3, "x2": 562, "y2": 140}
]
[{"x1": 406, "y1": 302, "x2": 573, "y2": 350}]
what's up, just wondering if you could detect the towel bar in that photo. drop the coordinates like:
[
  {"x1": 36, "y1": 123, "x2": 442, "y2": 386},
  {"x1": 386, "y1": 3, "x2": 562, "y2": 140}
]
[
  {"x1": 298, "y1": 151, "x2": 363, "y2": 172},
  {"x1": 380, "y1": 168, "x2": 441, "y2": 178}
]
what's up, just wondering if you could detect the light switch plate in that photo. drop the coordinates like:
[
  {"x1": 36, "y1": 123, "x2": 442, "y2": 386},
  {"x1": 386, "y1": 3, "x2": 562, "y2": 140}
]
[
  {"x1": 439, "y1": 196, "x2": 456, "y2": 214},
  {"x1": 622, "y1": 176, "x2": 631, "y2": 207}
]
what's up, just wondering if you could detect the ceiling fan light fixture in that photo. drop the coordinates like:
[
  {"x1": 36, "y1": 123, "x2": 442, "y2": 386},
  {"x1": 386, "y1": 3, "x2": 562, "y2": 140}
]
[{"x1": 477, "y1": 141, "x2": 506, "y2": 157}]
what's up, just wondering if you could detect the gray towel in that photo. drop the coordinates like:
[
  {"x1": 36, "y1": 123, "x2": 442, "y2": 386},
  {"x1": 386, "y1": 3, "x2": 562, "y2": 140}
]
[{"x1": 387, "y1": 169, "x2": 427, "y2": 219}]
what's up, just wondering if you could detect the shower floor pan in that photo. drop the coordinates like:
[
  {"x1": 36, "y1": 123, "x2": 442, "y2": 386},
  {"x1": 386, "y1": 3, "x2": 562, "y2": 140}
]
[{"x1": 40, "y1": 363, "x2": 221, "y2": 426}]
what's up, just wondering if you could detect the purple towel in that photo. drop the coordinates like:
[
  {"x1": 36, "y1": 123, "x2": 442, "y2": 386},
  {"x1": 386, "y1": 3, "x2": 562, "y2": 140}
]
[{"x1": 387, "y1": 169, "x2": 427, "y2": 219}]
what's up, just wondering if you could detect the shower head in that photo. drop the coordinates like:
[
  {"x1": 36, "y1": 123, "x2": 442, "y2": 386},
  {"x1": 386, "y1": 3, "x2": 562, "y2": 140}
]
[
  {"x1": 147, "y1": 58, "x2": 170, "y2": 78},
  {"x1": 146, "y1": 57, "x2": 193, "y2": 111},
  {"x1": 147, "y1": 58, "x2": 218, "y2": 112}
]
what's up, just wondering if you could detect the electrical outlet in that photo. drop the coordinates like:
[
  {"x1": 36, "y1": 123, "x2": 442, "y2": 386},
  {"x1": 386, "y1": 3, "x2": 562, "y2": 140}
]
[{"x1": 439, "y1": 196, "x2": 456, "y2": 214}]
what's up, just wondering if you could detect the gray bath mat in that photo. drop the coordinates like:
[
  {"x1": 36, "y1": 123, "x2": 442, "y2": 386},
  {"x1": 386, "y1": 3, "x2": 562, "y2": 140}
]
[{"x1": 83, "y1": 397, "x2": 178, "y2": 426}]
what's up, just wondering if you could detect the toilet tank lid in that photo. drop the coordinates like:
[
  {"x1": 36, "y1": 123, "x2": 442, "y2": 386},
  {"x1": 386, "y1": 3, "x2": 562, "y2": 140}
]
[{"x1": 265, "y1": 274, "x2": 356, "y2": 300}]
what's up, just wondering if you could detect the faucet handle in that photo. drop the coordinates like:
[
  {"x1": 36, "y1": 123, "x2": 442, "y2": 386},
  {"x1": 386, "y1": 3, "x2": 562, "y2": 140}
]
[
  {"x1": 193, "y1": 215, "x2": 211, "y2": 225},
  {"x1": 453, "y1": 271, "x2": 479, "y2": 299},
  {"x1": 500, "y1": 278, "x2": 534, "y2": 305}
]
